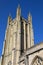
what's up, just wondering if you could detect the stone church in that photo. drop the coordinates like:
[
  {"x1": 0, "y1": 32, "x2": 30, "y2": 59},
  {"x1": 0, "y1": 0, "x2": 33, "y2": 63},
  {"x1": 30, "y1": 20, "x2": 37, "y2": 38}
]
[{"x1": 0, "y1": 5, "x2": 43, "y2": 65}]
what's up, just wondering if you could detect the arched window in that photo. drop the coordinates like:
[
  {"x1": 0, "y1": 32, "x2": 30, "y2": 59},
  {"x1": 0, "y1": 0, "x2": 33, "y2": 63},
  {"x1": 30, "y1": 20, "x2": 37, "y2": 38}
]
[{"x1": 31, "y1": 56, "x2": 43, "y2": 65}]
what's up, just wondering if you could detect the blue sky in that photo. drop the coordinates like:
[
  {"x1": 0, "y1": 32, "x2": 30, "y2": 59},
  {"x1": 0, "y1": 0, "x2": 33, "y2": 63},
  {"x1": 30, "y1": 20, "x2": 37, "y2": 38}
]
[{"x1": 0, "y1": 0, "x2": 43, "y2": 57}]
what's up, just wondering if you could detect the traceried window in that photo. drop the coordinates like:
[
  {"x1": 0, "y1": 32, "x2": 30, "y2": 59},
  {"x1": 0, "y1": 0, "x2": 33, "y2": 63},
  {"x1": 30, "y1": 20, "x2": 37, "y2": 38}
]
[
  {"x1": 31, "y1": 56, "x2": 43, "y2": 65},
  {"x1": 8, "y1": 61, "x2": 12, "y2": 65},
  {"x1": 33, "y1": 58, "x2": 42, "y2": 65}
]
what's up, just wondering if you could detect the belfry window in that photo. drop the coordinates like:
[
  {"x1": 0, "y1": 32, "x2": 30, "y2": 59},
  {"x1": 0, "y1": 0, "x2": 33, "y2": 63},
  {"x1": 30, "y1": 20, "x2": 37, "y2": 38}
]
[{"x1": 21, "y1": 21, "x2": 24, "y2": 55}]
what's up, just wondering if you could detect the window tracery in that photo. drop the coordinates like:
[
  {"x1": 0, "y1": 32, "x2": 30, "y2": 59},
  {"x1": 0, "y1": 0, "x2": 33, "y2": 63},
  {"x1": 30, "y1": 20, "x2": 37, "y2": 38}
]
[{"x1": 31, "y1": 56, "x2": 43, "y2": 65}]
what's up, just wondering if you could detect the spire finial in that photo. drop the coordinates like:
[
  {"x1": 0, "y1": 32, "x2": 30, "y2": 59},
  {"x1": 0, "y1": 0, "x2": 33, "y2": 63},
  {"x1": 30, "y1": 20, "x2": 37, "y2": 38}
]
[
  {"x1": 18, "y1": 4, "x2": 20, "y2": 9},
  {"x1": 29, "y1": 12, "x2": 31, "y2": 17},
  {"x1": 28, "y1": 12, "x2": 32, "y2": 22},
  {"x1": 9, "y1": 13, "x2": 11, "y2": 17},
  {"x1": 16, "y1": 4, "x2": 21, "y2": 19},
  {"x1": 8, "y1": 13, "x2": 12, "y2": 20},
  {"x1": 8, "y1": 13, "x2": 12, "y2": 25}
]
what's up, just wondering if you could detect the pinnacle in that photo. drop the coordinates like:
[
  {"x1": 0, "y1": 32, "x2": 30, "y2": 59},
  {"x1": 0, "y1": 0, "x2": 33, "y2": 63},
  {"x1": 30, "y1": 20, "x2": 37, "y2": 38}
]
[
  {"x1": 18, "y1": 4, "x2": 20, "y2": 9},
  {"x1": 28, "y1": 12, "x2": 31, "y2": 17}
]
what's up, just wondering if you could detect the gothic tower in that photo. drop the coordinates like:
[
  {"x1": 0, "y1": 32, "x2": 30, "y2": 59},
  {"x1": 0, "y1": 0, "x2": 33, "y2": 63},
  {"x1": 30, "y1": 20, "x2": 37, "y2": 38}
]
[{"x1": 1, "y1": 5, "x2": 34, "y2": 65}]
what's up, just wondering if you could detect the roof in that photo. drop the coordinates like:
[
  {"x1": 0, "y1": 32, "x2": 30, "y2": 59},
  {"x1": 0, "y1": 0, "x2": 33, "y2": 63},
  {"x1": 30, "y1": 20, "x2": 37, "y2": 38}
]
[{"x1": 19, "y1": 42, "x2": 43, "y2": 62}]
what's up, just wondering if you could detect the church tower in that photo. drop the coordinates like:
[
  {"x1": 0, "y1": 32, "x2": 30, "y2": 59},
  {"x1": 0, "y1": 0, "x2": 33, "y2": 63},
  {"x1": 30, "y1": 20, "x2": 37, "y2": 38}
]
[{"x1": 1, "y1": 5, "x2": 34, "y2": 65}]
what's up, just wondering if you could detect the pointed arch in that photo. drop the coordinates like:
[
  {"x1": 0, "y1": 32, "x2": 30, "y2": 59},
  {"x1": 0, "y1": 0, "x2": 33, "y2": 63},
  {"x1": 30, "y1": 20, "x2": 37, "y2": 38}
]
[{"x1": 31, "y1": 55, "x2": 43, "y2": 65}]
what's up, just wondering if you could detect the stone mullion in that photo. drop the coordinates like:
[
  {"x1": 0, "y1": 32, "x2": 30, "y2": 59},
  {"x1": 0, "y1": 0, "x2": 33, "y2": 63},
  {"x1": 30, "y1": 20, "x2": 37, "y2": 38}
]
[{"x1": 24, "y1": 56, "x2": 29, "y2": 65}]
